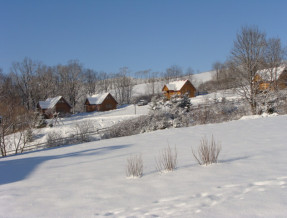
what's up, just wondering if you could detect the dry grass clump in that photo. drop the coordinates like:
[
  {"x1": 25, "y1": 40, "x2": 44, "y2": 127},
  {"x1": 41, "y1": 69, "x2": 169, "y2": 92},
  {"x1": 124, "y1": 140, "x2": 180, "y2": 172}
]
[
  {"x1": 192, "y1": 135, "x2": 221, "y2": 165},
  {"x1": 126, "y1": 154, "x2": 143, "y2": 178},
  {"x1": 155, "y1": 145, "x2": 177, "y2": 173}
]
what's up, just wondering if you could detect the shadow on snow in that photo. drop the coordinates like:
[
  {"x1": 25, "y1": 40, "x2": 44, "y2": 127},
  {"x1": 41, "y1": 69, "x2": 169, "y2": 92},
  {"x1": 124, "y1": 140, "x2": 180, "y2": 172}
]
[{"x1": 0, "y1": 144, "x2": 132, "y2": 185}]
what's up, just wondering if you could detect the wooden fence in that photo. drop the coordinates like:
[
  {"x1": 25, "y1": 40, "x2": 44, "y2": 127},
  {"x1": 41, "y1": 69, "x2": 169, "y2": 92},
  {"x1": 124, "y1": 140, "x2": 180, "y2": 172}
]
[{"x1": 3, "y1": 127, "x2": 109, "y2": 157}]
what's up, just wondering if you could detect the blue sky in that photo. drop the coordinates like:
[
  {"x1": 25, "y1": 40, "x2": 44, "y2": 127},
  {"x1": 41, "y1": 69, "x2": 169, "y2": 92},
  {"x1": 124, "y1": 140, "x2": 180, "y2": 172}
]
[{"x1": 1, "y1": 0, "x2": 287, "y2": 74}]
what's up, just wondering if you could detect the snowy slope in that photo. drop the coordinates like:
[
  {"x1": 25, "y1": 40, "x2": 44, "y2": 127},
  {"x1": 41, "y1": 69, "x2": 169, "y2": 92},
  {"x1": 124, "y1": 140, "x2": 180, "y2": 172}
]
[
  {"x1": 1, "y1": 115, "x2": 287, "y2": 217},
  {"x1": 33, "y1": 104, "x2": 150, "y2": 144},
  {"x1": 192, "y1": 70, "x2": 215, "y2": 88},
  {"x1": 132, "y1": 70, "x2": 215, "y2": 97}
]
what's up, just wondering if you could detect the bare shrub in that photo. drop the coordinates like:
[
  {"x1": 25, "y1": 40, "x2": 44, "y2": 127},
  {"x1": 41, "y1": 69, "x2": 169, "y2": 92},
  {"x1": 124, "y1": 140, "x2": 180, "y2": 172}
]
[
  {"x1": 72, "y1": 121, "x2": 94, "y2": 142},
  {"x1": 155, "y1": 145, "x2": 177, "y2": 173},
  {"x1": 192, "y1": 135, "x2": 221, "y2": 165},
  {"x1": 126, "y1": 154, "x2": 143, "y2": 178},
  {"x1": 103, "y1": 115, "x2": 151, "y2": 139},
  {"x1": 46, "y1": 131, "x2": 64, "y2": 147}
]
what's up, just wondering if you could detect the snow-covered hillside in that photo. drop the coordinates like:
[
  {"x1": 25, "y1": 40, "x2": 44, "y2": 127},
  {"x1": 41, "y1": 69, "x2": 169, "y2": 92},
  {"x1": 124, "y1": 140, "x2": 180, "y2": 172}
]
[
  {"x1": 192, "y1": 70, "x2": 216, "y2": 88},
  {"x1": 34, "y1": 104, "x2": 150, "y2": 144},
  {"x1": 1, "y1": 115, "x2": 287, "y2": 217},
  {"x1": 131, "y1": 70, "x2": 215, "y2": 97}
]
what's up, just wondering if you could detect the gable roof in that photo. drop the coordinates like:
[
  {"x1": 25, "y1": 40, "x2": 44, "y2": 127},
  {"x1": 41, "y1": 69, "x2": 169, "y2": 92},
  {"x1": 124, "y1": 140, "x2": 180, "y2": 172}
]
[
  {"x1": 38, "y1": 96, "x2": 71, "y2": 109},
  {"x1": 257, "y1": 66, "x2": 287, "y2": 81},
  {"x1": 87, "y1": 93, "x2": 112, "y2": 105},
  {"x1": 164, "y1": 80, "x2": 189, "y2": 91}
]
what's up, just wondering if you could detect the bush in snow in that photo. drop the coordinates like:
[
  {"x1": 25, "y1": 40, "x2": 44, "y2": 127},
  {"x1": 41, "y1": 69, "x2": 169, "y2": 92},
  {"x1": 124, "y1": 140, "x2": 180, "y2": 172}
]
[
  {"x1": 46, "y1": 131, "x2": 65, "y2": 147},
  {"x1": 103, "y1": 115, "x2": 151, "y2": 139},
  {"x1": 126, "y1": 154, "x2": 143, "y2": 178},
  {"x1": 72, "y1": 121, "x2": 94, "y2": 142},
  {"x1": 155, "y1": 145, "x2": 177, "y2": 173},
  {"x1": 255, "y1": 90, "x2": 285, "y2": 115},
  {"x1": 191, "y1": 98, "x2": 247, "y2": 125},
  {"x1": 277, "y1": 90, "x2": 287, "y2": 114},
  {"x1": 192, "y1": 135, "x2": 221, "y2": 166},
  {"x1": 149, "y1": 94, "x2": 193, "y2": 129}
]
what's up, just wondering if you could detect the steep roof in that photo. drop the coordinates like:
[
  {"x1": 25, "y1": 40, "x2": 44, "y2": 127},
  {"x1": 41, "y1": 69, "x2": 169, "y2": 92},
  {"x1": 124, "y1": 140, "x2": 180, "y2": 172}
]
[
  {"x1": 38, "y1": 96, "x2": 71, "y2": 109},
  {"x1": 257, "y1": 66, "x2": 286, "y2": 81},
  {"x1": 87, "y1": 93, "x2": 110, "y2": 105},
  {"x1": 165, "y1": 80, "x2": 189, "y2": 91}
]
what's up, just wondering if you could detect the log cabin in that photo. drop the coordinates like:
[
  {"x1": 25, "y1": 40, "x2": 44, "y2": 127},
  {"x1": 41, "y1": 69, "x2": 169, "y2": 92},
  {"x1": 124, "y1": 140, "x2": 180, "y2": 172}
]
[
  {"x1": 162, "y1": 80, "x2": 196, "y2": 99},
  {"x1": 84, "y1": 93, "x2": 118, "y2": 112},
  {"x1": 37, "y1": 96, "x2": 72, "y2": 118},
  {"x1": 255, "y1": 66, "x2": 287, "y2": 91}
]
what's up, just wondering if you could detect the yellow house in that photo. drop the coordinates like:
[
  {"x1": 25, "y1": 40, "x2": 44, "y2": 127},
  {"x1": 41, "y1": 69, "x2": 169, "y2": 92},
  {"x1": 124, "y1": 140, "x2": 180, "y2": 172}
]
[{"x1": 162, "y1": 80, "x2": 196, "y2": 99}]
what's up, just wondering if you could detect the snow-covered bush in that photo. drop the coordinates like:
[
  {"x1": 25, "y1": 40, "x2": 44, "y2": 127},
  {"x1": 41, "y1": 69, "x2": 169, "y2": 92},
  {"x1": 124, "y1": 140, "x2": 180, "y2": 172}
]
[
  {"x1": 149, "y1": 94, "x2": 193, "y2": 129},
  {"x1": 72, "y1": 121, "x2": 94, "y2": 142},
  {"x1": 192, "y1": 135, "x2": 221, "y2": 166},
  {"x1": 103, "y1": 115, "x2": 151, "y2": 139},
  {"x1": 255, "y1": 90, "x2": 283, "y2": 115},
  {"x1": 46, "y1": 131, "x2": 65, "y2": 147},
  {"x1": 155, "y1": 145, "x2": 177, "y2": 173},
  {"x1": 126, "y1": 154, "x2": 143, "y2": 178},
  {"x1": 191, "y1": 98, "x2": 247, "y2": 125}
]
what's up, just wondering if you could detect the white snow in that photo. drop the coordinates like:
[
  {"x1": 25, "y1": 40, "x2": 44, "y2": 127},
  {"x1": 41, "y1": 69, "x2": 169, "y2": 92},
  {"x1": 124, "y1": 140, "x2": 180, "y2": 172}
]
[
  {"x1": 240, "y1": 113, "x2": 279, "y2": 120},
  {"x1": 256, "y1": 65, "x2": 286, "y2": 81},
  {"x1": 87, "y1": 93, "x2": 111, "y2": 105},
  {"x1": 165, "y1": 80, "x2": 188, "y2": 91},
  {"x1": 1, "y1": 113, "x2": 287, "y2": 217},
  {"x1": 38, "y1": 96, "x2": 64, "y2": 109},
  {"x1": 192, "y1": 70, "x2": 216, "y2": 88}
]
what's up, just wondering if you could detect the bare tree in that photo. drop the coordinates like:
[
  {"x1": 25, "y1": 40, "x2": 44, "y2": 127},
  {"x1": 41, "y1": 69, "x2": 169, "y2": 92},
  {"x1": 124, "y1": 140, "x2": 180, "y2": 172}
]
[
  {"x1": 230, "y1": 26, "x2": 267, "y2": 114},
  {"x1": 146, "y1": 71, "x2": 159, "y2": 95},
  {"x1": 97, "y1": 71, "x2": 110, "y2": 92},
  {"x1": 57, "y1": 60, "x2": 84, "y2": 113},
  {"x1": 263, "y1": 38, "x2": 287, "y2": 90},
  {"x1": 212, "y1": 62, "x2": 225, "y2": 89},
  {"x1": 11, "y1": 57, "x2": 40, "y2": 110},
  {"x1": 185, "y1": 67, "x2": 194, "y2": 82},
  {"x1": 0, "y1": 97, "x2": 34, "y2": 156},
  {"x1": 164, "y1": 65, "x2": 183, "y2": 82},
  {"x1": 84, "y1": 68, "x2": 98, "y2": 95},
  {"x1": 112, "y1": 67, "x2": 134, "y2": 104}
]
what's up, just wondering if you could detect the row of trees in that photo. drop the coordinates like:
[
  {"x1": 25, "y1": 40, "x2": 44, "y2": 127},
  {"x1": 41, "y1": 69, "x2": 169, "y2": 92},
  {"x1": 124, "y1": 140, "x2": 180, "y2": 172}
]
[
  {"x1": 1, "y1": 59, "x2": 195, "y2": 113},
  {"x1": 1, "y1": 59, "x2": 135, "y2": 112}
]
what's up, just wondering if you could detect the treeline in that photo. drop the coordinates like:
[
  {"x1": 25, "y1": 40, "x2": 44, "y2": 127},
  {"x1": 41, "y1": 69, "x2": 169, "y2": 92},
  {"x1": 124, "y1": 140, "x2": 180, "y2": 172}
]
[
  {"x1": 0, "y1": 58, "x2": 194, "y2": 113},
  {"x1": 0, "y1": 59, "x2": 133, "y2": 112}
]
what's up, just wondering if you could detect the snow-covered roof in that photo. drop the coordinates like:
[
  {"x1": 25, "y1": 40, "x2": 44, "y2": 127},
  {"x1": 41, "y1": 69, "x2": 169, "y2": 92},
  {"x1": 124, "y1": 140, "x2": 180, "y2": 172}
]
[
  {"x1": 165, "y1": 80, "x2": 189, "y2": 91},
  {"x1": 257, "y1": 66, "x2": 286, "y2": 81},
  {"x1": 38, "y1": 96, "x2": 65, "y2": 109},
  {"x1": 87, "y1": 93, "x2": 110, "y2": 105}
]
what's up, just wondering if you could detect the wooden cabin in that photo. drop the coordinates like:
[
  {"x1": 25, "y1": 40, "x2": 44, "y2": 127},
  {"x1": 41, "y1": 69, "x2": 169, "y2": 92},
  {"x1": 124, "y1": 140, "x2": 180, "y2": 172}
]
[
  {"x1": 37, "y1": 96, "x2": 72, "y2": 118},
  {"x1": 162, "y1": 80, "x2": 196, "y2": 99},
  {"x1": 255, "y1": 66, "x2": 287, "y2": 91},
  {"x1": 84, "y1": 93, "x2": 118, "y2": 112}
]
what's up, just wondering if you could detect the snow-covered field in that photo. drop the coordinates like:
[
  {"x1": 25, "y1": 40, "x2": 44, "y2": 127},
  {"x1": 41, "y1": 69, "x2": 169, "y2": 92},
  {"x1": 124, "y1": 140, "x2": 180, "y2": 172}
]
[{"x1": 1, "y1": 114, "x2": 287, "y2": 217}]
